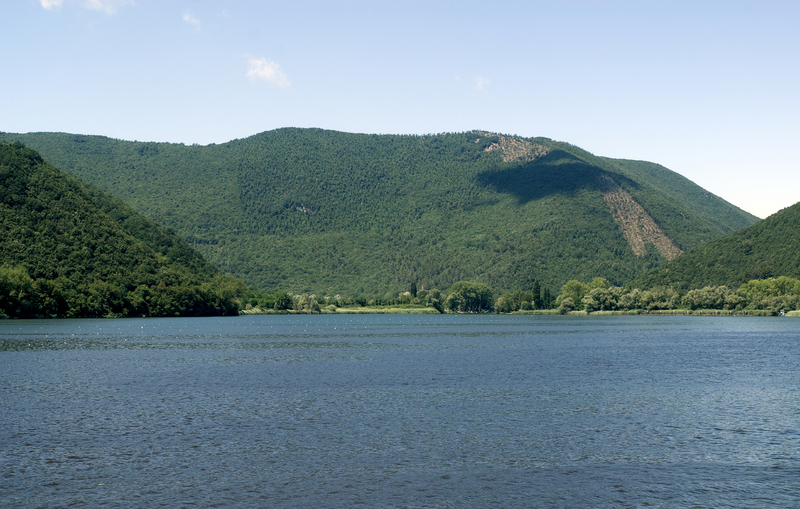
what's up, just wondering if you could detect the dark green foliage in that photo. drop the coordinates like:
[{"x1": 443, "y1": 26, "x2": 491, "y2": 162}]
[
  {"x1": 532, "y1": 280, "x2": 542, "y2": 309},
  {"x1": 559, "y1": 280, "x2": 591, "y2": 310},
  {"x1": 634, "y1": 202, "x2": 800, "y2": 292},
  {"x1": 0, "y1": 142, "x2": 244, "y2": 318},
  {"x1": 445, "y1": 281, "x2": 494, "y2": 313},
  {"x1": 78, "y1": 183, "x2": 219, "y2": 279},
  {"x1": 548, "y1": 276, "x2": 800, "y2": 315},
  {"x1": 542, "y1": 287, "x2": 555, "y2": 309},
  {"x1": 494, "y1": 284, "x2": 553, "y2": 313},
  {"x1": 608, "y1": 159, "x2": 757, "y2": 234},
  {"x1": 0, "y1": 129, "x2": 758, "y2": 296},
  {"x1": 273, "y1": 290, "x2": 293, "y2": 310}
]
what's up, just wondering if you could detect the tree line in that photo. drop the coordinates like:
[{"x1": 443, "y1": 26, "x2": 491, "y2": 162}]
[
  {"x1": 245, "y1": 280, "x2": 553, "y2": 314},
  {"x1": 242, "y1": 276, "x2": 800, "y2": 316},
  {"x1": 0, "y1": 264, "x2": 245, "y2": 319},
  {"x1": 6, "y1": 269, "x2": 799, "y2": 318},
  {"x1": 553, "y1": 276, "x2": 800, "y2": 314}
]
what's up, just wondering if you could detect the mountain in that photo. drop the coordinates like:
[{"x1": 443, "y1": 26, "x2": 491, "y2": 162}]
[
  {"x1": 0, "y1": 141, "x2": 244, "y2": 318},
  {"x1": 633, "y1": 201, "x2": 800, "y2": 292},
  {"x1": 0, "y1": 129, "x2": 759, "y2": 296}
]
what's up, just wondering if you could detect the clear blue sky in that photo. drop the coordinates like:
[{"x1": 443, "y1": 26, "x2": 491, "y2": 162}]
[{"x1": 3, "y1": 0, "x2": 799, "y2": 218}]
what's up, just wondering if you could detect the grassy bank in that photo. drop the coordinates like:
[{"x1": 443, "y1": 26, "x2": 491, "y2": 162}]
[{"x1": 333, "y1": 307, "x2": 441, "y2": 314}]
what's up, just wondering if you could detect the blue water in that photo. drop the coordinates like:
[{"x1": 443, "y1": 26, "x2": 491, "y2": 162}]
[{"x1": 2, "y1": 314, "x2": 799, "y2": 508}]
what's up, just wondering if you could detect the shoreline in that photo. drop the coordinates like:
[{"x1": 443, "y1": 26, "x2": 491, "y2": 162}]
[
  {"x1": 514, "y1": 309, "x2": 800, "y2": 317},
  {"x1": 240, "y1": 307, "x2": 799, "y2": 317},
  {"x1": 239, "y1": 307, "x2": 442, "y2": 315}
]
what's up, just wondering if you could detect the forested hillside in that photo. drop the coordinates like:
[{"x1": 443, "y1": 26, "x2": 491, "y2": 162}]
[
  {"x1": 0, "y1": 129, "x2": 759, "y2": 296},
  {"x1": 633, "y1": 201, "x2": 800, "y2": 292},
  {"x1": 0, "y1": 142, "x2": 245, "y2": 318}
]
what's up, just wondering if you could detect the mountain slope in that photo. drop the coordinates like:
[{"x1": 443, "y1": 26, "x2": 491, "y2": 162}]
[
  {"x1": 0, "y1": 141, "x2": 243, "y2": 317},
  {"x1": 606, "y1": 158, "x2": 756, "y2": 234},
  {"x1": 0, "y1": 129, "x2": 759, "y2": 296},
  {"x1": 633, "y1": 201, "x2": 800, "y2": 291}
]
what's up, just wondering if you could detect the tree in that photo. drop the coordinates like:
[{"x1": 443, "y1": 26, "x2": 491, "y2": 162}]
[
  {"x1": 582, "y1": 286, "x2": 624, "y2": 312},
  {"x1": 542, "y1": 287, "x2": 554, "y2": 309},
  {"x1": 273, "y1": 290, "x2": 293, "y2": 310},
  {"x1": 641, "y1": 287, "x2": 679, "y2": 310},
  {"x1": 618, "y1": 288, "x2": 643, "y2": 310},
  {"x1": 589, "y1": 277, "x2": 611, "y2": 290},
  {"x1": 445, "y1": 281, "x2": 493, "y2": 313},
  {"x1": 295, "y1": 293, "x2": 320, "y2": 313},
  {"x1": 425, "y1": 288, "x2": 443, "y2": 313},
  {"x1": 0, "y1": 265, "x2": 35, "y2": 318},
  {"x1": 557, "y1": 297, "x2": 575, "y2": 314},
  {"x1": 558, "y1": 280, "x2": 589, "y2": 310},
  {"x1": 494, "y1": 293, "x2": 515, "y2": 313},
  {"x1": 739, "y1": 276, "x2": 800, "y2": 300},
  {"x1": 532, "y1": 280, "x2": 542, "y2": 309}
]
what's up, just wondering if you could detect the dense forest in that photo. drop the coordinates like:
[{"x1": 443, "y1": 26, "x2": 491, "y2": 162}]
[
  {"x1": 0, "y1": 142, "x2": 246, "y2": 318},
  {"x1": 634, "y1": 201, "x2": 800, "y2": 291},
  {"x1": 225, "y1": 195, "x2": 800, "y2": 316},
  {"x1": 0, "y1": 129, "x2": 758, "y2": 297}
]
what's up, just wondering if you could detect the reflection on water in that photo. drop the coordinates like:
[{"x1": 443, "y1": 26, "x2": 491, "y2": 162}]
[{"x1": 2, "y1": 315, "x2": 799, "y2": 507}]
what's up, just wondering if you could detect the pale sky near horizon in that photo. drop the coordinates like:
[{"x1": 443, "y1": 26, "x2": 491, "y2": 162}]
[{"x1": 2, "y1": 0, "x2": 799, "y2": 219}]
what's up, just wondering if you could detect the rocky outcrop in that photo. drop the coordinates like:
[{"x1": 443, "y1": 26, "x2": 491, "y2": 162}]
[{"x1": 474, "y1": 131, "x2": 549, "y2": 163}]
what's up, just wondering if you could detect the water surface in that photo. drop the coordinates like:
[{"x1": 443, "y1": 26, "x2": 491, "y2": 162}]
[{"x1": 2, "y1": 315, "x2": 798, "y2": 507}]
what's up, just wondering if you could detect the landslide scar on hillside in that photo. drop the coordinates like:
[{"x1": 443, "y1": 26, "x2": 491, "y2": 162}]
[
  {"x1": 474, "y1": 131, "x2": 549, "y2": 162},
  {"x1": 597, "y1": 174, "x2": 683, "y2": 260}
]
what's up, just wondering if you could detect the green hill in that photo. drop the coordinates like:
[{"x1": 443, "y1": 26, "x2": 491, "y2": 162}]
[
  {"x1": 0, "y1": 129, "x2": 759, "y2": 296},
  {"x1": 633, "y1": 201, "x2": 800, "y2": 292},
  {"x1": 0, "y1": 141, "x2": 244, "y2": 318}
]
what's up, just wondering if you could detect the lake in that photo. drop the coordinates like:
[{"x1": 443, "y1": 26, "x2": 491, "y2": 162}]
[{"x1": 1, "y1": 314, "x2": 799, "y2": 508}]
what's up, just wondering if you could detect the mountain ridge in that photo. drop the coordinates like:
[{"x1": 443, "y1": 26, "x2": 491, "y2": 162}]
[{"x1": 0, "y1": 129, "x2": 759, "y2": 296}]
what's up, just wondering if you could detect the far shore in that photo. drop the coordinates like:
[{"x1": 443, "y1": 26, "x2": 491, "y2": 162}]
[
  {"x1": 517, "y1": 309, "x2": 800, "y2": 317},
  {"x1": 240, "y1": 307, "x2": 442, "y2": 315},
  {"x1": 240, "y1": 307, "x2": 799, "y2": 317}
]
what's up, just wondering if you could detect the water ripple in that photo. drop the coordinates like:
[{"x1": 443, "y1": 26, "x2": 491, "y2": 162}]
[{"x1": 2, "y1": 315, "x2": 799, "y2": 507}]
